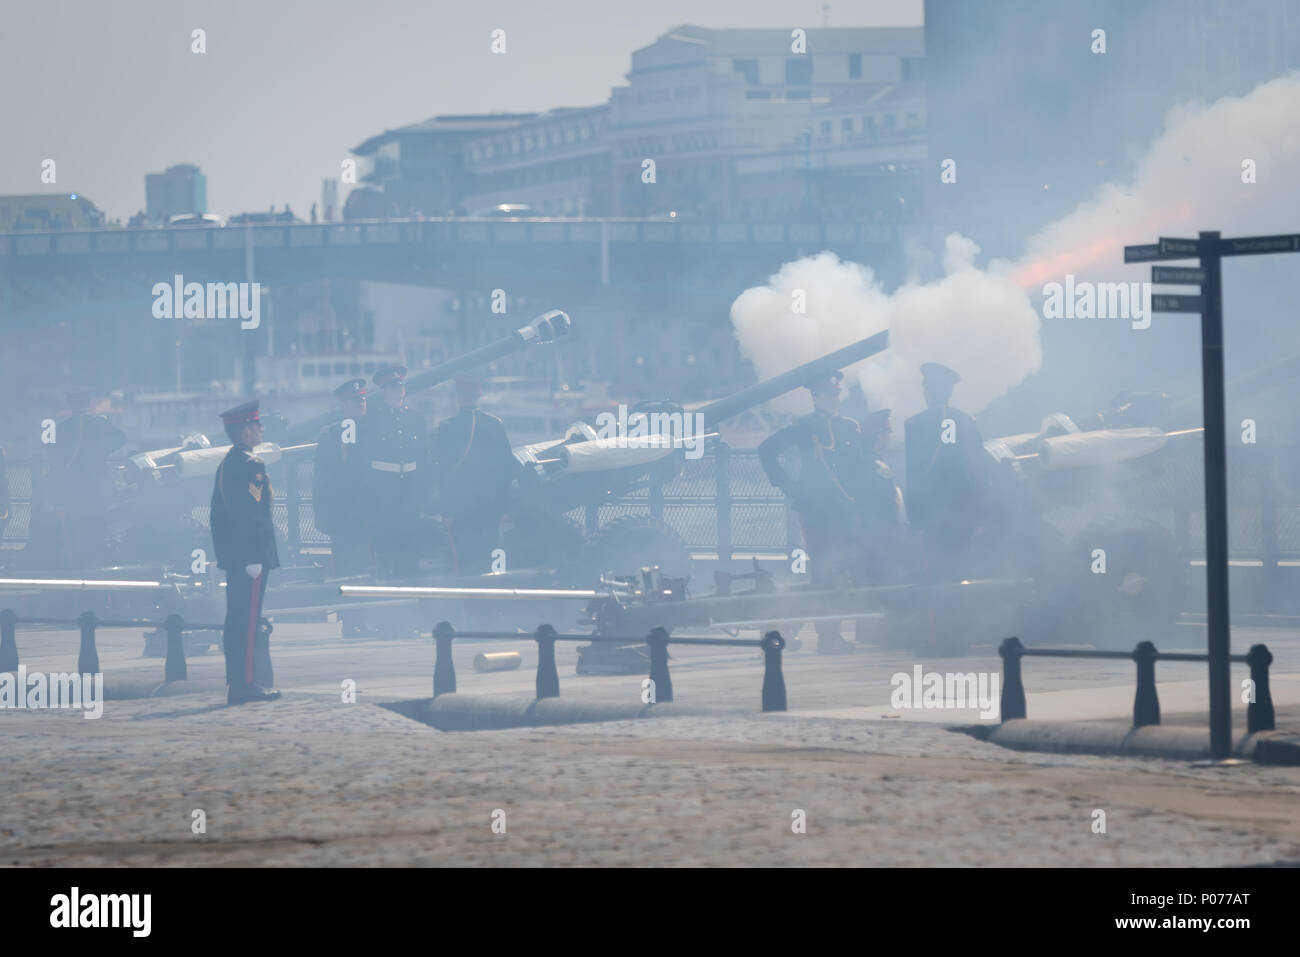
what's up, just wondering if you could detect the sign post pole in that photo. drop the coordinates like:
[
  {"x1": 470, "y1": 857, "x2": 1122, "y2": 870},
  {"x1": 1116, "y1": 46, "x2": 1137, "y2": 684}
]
[{"x1": 1198, "y1": 230, "x2": 1232, "y2": 760}]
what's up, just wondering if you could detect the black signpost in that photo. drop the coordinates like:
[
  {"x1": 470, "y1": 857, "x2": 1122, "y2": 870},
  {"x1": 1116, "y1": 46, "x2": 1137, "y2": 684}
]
[{"x1": 1125, "y1": 229, "x2": 1300, "y2": 760}]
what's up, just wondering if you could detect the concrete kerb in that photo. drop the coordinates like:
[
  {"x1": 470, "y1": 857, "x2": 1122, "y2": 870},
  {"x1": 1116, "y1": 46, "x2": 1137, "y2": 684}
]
[
  {"x1": 960, "y1": 719, "x2": 1300, "y2": 765},
  {"x1": 410, "y1": 693, "x2": 710, "y2": 731}
]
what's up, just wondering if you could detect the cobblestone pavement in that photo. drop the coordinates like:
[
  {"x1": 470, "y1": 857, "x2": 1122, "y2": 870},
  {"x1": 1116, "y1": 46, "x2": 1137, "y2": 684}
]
[{"x1": 1, "y1": 621, "x2": 1298, "y2": 867}]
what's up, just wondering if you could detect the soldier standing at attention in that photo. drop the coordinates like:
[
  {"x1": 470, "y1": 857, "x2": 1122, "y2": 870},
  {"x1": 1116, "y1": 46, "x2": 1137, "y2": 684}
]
[
  {"x1": 211, "y1": 401, "x2": 281, "y2": 705},
  {"x1": 904, "y1": 362, "x2": 987, "y2": 582},
  {"x1": 434, "y1": 376, "x2": 516, "y2": 575},
  {"x1": 758, "y1": 370, "x2": 865, "y2": 655},
  {"x1": 313, "y1": 378, "x2": 372, "y2": 637},
  {"x1": 365, "y1": 365, "x2": 429, "y2": 579}
]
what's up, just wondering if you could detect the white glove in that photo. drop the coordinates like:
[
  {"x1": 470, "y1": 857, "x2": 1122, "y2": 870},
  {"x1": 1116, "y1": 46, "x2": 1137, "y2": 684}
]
[{"x1": 245, "y1": 563, "x2": 264, "y2": 578}]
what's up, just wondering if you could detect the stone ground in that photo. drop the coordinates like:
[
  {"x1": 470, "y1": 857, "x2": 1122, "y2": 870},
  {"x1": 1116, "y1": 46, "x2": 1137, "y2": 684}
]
[{"x1": 1, "y1": 615, "x2": 1298, "y2": 867}]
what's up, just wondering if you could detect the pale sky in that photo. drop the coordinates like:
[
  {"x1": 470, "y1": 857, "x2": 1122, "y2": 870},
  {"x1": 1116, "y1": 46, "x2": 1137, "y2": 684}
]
[{"x1": 0, "y1": 0, "x2": 923, "y2": 221}]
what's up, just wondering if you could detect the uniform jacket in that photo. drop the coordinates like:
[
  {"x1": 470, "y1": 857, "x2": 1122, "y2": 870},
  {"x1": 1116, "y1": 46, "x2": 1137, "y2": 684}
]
[
  {"x1": 210, "y1": 444, "x2": 281, "y2": 570},
  {"x1": 43, "y1": 413, "x2": 126, "y2": 510},
  {"x1": 758, "y1": 411, "x2": 865, "y2": 521},
  {"x1": 903, "y1": 404, "x2": 987, "y2": 531},
  {"x1": 435, "y1": 408, "x2": 516, "y2": 522},
  {"x1": 312, "y1": 417, "x2": 368, "y2": 535},
  {"x1": 363, "y1": 401, "x2": 431, "y2": 518},
  {"x1": 857, "y1": 454, "x2": 905, "y2": 532}
]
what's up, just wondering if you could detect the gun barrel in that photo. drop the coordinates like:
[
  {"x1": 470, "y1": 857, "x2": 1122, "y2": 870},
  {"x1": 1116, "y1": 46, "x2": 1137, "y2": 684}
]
[
  {"x1": 287, "y1": 309, "x2": 572, "y2": 443},
  {"x1": 697, "y1": 330, "x2": 888, "y2": 427},
  {"x1": 405, "y1": 310, "x2": 570, "y2": 393}
]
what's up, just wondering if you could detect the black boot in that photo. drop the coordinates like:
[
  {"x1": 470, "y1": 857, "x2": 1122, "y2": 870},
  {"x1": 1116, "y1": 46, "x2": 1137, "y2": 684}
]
[{"x1": 228, "y1": 684, "x2": 282, "y2": 705}]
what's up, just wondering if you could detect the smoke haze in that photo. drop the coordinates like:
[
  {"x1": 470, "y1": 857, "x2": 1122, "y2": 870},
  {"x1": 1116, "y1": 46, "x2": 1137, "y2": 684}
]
[{"x1": 731, "y1": 73, "x2": 1300, "y2": 433}]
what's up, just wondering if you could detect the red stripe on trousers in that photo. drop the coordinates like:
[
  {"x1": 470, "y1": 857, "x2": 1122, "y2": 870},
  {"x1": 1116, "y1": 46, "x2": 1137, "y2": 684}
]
[{"x1": 245, "y1": 572, "x2": 261, "y2": 684}]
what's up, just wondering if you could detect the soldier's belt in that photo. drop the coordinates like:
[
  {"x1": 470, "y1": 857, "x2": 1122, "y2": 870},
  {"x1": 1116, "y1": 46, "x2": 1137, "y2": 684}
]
[{"x1": 371, "y1": 461, "x2": 418, "y2": 473}]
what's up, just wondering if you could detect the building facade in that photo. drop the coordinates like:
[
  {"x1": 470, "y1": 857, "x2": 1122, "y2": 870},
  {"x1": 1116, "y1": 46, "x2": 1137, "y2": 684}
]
[
  {"x1": 349, "y1": 23, "x2": 926, "y2": 224},
  {"x1": 144, "y1": 164, "x2": 207, "y2": 222}
]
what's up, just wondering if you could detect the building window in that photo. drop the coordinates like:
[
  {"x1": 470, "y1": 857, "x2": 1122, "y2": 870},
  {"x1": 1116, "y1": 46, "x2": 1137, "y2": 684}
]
[
  {"x1": 580, "y1": 124, "x2": 591, "y2": 139},
  {"x1": 733, "y1": 58, "x2": 759, "y2": 84},
  {"x1": 302, "y1": 363, "x2": 316, "y2": 376},
  {"x1": 841, "y1": 117, "x2": 854, "y2": 134},
  {"x1": 819, "y1": 120, "x2": 832, "y2": 137},
  {"x1": 849, "y1": 53, "x2": 862, "y2": 78},
  {"x1": 785, "y1": 57, "x2": 812, "y2": 85},
  {"x1": 565, "y1": 127, "x2": 576, "y2": 143},
  {"x1": 902, "y1": 57, "x2": 923, "y2": 82},
  {"x1": 511, "y1": 138, "x2": 519, "y2": 153},
  {"x1": 863, "y1": 116, "x2": 875, "y2": 135},
  {"x1": 787, "y1": 89, "x2": 811, "y2": 99},
  {"x1": 884, "y1": 114, "x2": 896, "y2": 129}
]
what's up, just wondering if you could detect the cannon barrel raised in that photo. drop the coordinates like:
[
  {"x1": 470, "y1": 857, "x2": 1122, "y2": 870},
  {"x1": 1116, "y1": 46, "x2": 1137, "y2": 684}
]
[
  {"x1": 405, "y1": 309, "x2": 571, "y2": 394},
  {"x1": 285, "y1": 309, "x2": 571, "y2": 443},
  {"x1": 697, "y1": 330, "x2": 889, "y2": 428}
]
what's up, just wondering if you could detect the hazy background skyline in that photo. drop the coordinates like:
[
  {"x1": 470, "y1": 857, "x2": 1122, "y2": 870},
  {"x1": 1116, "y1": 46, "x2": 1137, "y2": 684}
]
[{"x1": 0, "y1": 0, "x2": 923, "y2": 221}]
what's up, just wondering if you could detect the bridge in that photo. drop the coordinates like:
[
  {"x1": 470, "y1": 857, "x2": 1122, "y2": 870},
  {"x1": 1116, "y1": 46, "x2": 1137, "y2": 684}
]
[{"x1": 0, "y1": 217, "x2": 906, "y2": 301}]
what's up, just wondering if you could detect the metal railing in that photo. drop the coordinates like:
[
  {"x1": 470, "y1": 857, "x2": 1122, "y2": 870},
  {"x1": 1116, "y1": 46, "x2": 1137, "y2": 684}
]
[
  {"x1": 429, "y1": 621, "x2": 788, "y2": 712},
  {"x1": 997, "y1": 636, "x2": 1275, "y2": 733},
  {"x1": 0, "y1": 607, "x2": 253, "y2": 684}
]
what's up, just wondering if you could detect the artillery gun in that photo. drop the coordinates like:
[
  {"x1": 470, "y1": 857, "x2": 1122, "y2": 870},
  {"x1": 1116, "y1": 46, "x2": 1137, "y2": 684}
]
[
  {"x1": 88, "y1": 311, "x2": 573, "y2": 573},
  {"x1": 500, "y1": 330, "x2": 891, "y2": 592}
]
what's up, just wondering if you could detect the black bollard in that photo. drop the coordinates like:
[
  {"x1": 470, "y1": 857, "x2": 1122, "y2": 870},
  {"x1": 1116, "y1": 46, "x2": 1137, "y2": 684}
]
[
  {"x1": 760, "y1": 630, "x2": 787, "y2": 712},
  {"x1": 1246, "y1": 643, "x2": 1274, "y2": 733},
  {"x1": 164, "y1": 614, "x2": 187, "y2": 683},
  {"x1": 998, "y1": 637, "x2": 1026, "y2": 721},
  {"x1": 646, "y1": 627, "x2": 673, "y2": 703},
  {"x1": 535, "y1": 624, "x2": 560, "y2": 700},
  {"x1": 77, "y1": 611, "x2": 100, "y2": 675},
  {"x1": 0, "y1": 608, "x2": 18, "y2": 672},
  {"x1": 433, "y1": 621, "x2": 457, "y2": 697},
  {"x1": 1132, "y1": 641, "x2": 1160, "y2": 727}
]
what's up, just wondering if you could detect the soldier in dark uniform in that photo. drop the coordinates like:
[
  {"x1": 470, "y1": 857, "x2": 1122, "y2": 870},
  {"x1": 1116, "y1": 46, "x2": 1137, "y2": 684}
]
[
  {"x1": 363, "y1": 365, "x2": 430, "y2": 579},
  {"x1": 29, "y1": 391, "x2": 127, "y2": 569},
  {"x1": 434, "y1": 376, "x2": 516, "y2": 575},
  {"x1": 210, "y1": 401, "x2": 281, "y2": 704},
  {"x1": 758, "y1": 370, "x2": 865, "y2": 655},
  {"x1": 855, "y1": 408, "x2": 905, "y2": 585},
  {"x1": 904, "y1": 362, "x2": 988, "y2": 582},
  {"x1": 313, "y1": 379, "x2": 372, "y2": 637}
]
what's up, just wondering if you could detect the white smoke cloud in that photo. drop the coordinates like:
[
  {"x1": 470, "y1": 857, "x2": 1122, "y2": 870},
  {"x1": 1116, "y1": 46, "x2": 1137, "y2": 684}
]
[
  {"x1": 1015, "y1": 73, "x2": 1300, "y2": 288},
  {"x1": 730, "y1": 73, "x2": 1300, "y2": 432},
  {"x1": 728, "y1": 237, "x2": 1041, "y2": 426}
]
